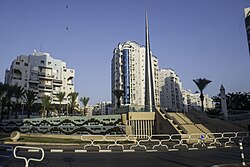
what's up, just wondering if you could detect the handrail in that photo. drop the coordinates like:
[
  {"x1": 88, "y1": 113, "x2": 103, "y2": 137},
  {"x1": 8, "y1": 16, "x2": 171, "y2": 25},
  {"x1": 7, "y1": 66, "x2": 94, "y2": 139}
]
[{"x1": 14, "y1": 146, "x2": 44, "y2": 167}]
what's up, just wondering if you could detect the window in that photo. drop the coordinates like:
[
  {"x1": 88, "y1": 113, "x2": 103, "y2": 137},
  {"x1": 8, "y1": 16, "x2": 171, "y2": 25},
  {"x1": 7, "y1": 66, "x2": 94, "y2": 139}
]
[
  {"x1": 41, "y1": 60, "x2": 44, "y2": 64},
  {"x1": 48, "y1": 62, "x2": 51, "y2": 65},
  {"x1": 25, "y1": 63, "x2": 28, "y2": 66},
  {"x1": 16, "y1": 62, "x2": 20, "y2": 65}
]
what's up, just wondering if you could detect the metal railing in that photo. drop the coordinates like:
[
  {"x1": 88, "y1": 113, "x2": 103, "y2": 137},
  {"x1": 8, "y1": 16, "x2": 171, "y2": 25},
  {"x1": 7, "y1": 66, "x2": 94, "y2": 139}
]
[
  {"x1": 13, "y1": 146, "x2": 44, "y2": 167},
  {"x1": 0, "y1": 131, "x2": 248, "y2": 166},
  {"x1": 79, "y1": 131, "x2": 249, "y2": 151}
]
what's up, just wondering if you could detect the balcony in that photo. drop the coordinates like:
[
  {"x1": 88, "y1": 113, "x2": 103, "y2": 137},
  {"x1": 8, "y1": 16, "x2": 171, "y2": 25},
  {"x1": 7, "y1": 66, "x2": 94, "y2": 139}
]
[
  {"x1": 38, "y1": 75, "x2": 53, "y2": 80},
  {"x1": 12, "y1": 77, "x2": 22, "y2": 80},
  {"x1": 53, "y1": 79, "x2": 62, "y2": 85},
  {"x1": 38, "y1": 72, "x2": 46, "y2": 76},
  {"x1": 29, "y1": 79, "x2": 39, "y2": 84},
  {"x1": 38, "y1": 84, "x2": 53, "y2": 92}
]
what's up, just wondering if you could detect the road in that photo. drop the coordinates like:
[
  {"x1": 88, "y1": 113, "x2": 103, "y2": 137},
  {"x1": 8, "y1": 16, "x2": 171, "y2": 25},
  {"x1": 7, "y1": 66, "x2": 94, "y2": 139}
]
[{"x1": 0, "y1": 147, "x2": 249, "y2": 167}]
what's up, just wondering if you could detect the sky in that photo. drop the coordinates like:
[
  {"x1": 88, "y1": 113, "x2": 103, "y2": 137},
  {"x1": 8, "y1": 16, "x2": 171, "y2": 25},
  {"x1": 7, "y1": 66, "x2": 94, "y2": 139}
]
[{"x1": 0, "y1": 0, "x2": 250, "y2": 105}]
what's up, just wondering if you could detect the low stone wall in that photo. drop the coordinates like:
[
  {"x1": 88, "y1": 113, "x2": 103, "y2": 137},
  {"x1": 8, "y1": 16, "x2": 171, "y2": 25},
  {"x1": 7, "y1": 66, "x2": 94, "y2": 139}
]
[{"x1": 0, "y1": 115, "x2": 125, "y2": 135}]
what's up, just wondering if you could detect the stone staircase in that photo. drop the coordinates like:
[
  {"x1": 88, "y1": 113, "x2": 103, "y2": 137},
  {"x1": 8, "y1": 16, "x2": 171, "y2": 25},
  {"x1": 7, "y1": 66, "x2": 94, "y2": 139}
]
[{"x1": 163, "y1": 110, "x2": 210, "y2": 134}]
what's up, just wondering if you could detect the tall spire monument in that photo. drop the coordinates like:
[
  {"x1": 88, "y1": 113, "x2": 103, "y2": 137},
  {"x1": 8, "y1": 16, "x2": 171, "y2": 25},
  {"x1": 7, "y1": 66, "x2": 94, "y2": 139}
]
[{"x1": 144, "y1": 12, "x2": 155, "y2": 111}]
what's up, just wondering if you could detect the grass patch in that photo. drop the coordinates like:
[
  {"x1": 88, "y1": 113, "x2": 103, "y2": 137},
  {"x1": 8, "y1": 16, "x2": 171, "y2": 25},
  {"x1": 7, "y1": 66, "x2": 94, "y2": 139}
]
[
  {"x1": 0, "y1": 133, "x2": 10, "y2": 142},
  {"x1": 0, "y1": 133, "x2": 135, "y2": 144},
  {"x1": 1, "y1": 135, "x2": 134, "y2": 144},
  {"x1": 18, "y1": 136, "x2": 84, "y2": 144}
]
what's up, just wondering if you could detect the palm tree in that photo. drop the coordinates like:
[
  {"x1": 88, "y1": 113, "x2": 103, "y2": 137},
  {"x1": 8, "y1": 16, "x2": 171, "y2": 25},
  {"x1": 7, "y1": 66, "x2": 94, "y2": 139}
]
[
  {"x1": 67, "y1": 92, "x2": 79, "y2": 116},
  {"x1": 56, "y1": 92, "x2": 66, "y2": 116},
  {"x1": 80, "y1": 97, "x2": 90, "y2": 116},
  {"x1": 112, "y1": 89, "x2": 124, "y2": 108},
  {"x1": 193, "y1": 78, "x2": 212, "y2": 112},
  {"x1": 5, "y1": 84, "x2": 14, "y2": 119},
  {"x1": 13, "y1": 85, "x2": 25, "y2": 119},
  {"x1": 24, "y1": 90, "x2": 37, "y2": 118},
  {"x1": 41, "y1": 95, "x2": 52, "y2": 118},
  {"x1": 0, "y1": 83, "x2": 8, "y2": 120},
  {"x1": 0, "y1": 82, "x2": 5, "y2": 99},
  {"x1": 0, "y1": 97, "x2": 7, "y2": 120}
]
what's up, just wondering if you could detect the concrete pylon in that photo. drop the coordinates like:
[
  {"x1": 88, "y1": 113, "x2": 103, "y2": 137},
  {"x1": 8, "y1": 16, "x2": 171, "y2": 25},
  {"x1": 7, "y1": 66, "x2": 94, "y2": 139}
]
[
  {"x1": 220, "y1": 84, "x2": 228, "y2": 120},
  {"x1": 144, "y1": 12, "x2": 155, "y2": 112}
]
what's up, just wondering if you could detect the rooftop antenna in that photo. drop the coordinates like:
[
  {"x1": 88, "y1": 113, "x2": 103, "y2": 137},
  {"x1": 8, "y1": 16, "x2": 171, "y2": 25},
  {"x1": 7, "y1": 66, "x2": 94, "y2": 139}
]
[{"x1": 40, "y1": 43, "x2": 43, "y2": 52}]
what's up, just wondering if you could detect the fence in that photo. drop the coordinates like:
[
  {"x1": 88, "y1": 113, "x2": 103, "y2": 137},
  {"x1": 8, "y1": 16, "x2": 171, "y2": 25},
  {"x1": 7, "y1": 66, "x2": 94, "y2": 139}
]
[
  {"x1": 0, "y1": 131, "x2": 249, "y2": 166},
  {"x1": 78, "y1": 131, "x2": 250, "y2": 151}
]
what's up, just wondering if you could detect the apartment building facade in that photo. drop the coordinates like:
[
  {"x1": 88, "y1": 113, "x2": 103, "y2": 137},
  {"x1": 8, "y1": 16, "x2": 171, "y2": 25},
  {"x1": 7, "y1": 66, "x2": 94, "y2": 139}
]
[
  {"x1": 92, "y1": 101, "x2": 112, "y2": 115},
  {"x1": 5, "y1": 50, "x2": 75, "y2": 105},
  {"x1": 159, "y1": 68, "x2": 214, "y2": 112},
  {"x1": 158, "y1": 68, "x2": 184, "y2": 111},
  {"x1": 111, "y1": 41, "x2": 160, "y2": 109},
  {"x1": 183, "y1": 90, "x2": 215, "y2": 112}
]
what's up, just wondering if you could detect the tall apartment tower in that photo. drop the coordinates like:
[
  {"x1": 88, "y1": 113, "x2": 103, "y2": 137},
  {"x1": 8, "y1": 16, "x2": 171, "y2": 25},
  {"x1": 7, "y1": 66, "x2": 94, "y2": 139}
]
[
  {"x1": 244, "y1": 7, "x2": 250, "y2": 55},
  {"x1": 111, "y1": 41, "x2": 160, "y2": 108},
  {"x1": 158, "y1": 68, "x2": 184, "y2": 111},
  {"x1": 5, "y1": 50, "x2": 75, "y2": 105}
]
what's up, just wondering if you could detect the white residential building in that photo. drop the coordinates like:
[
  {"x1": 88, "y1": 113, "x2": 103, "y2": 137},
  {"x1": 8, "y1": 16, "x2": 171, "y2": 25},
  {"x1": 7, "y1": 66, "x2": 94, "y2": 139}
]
[
  {"x1": 92, "y1": 101, "x2": 112, "y2": 115},
  {"x1": 111, "y1": 41, "x2": 160, "y2": 108},
  {"x1": 5, "y1": 50, "x2": 75, "y2": 105},
  {"x1": 81, "y1": 106, "x2": 93, "y2": 116},
  {"x1": 159, "y1": 68, "x2": 214, "y2": 112},
  {"x1": 158, "y1": 68, "x2": 184, "y2": 111},
  {"x1": 182, "y1": 89, "x2": 215, "y2": 112}
]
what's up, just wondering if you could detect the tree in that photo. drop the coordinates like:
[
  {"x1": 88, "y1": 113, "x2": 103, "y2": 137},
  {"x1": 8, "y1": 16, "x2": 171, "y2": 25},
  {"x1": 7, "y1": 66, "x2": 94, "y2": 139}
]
[
  {"x1": 41, "y1": 95, "x2": 52, "y2": 118},
  {"x1": 112, "y1": 89, "x2": 124, "y2": 108},
  {"x1": 193, "y1": 78, "x2": 211, "y2": 112},
  {"x1": 0, "y1": 82, "x2": 6, "y2": 100},
  {"x1": 67, "y1": 92, "x2": 79, "y2": 116},
  {"x1": 13, "y1": 85, "x2": 25, "y2": 119},
  {"x1": 80, "y1": 97, "x2": 90, "y2": 116},
  {"x1": 0, "y1": 83, "x2": 8, "y2": 120},
  {"x1": 56, "y1": 92, "x2": 66, "y2": 116},
  {"x1": 227, "y1": 92, "x2": 249, "y2": 110},
  {"x1": 212, "y1": 92, "x2": 250, "y2": 111},
  {"x1": 5, "y1": 85, "x2": 14, "y2": 119},
  {"x1": 24, "y1": 90, "x2": 37, "y2": 118}
]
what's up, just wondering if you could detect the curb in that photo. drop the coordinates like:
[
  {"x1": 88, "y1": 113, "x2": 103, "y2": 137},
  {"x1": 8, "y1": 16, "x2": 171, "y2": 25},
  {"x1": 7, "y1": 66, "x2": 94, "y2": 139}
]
[{"x1": 4, "y1": 141, "x2": 81, "y2": 146}]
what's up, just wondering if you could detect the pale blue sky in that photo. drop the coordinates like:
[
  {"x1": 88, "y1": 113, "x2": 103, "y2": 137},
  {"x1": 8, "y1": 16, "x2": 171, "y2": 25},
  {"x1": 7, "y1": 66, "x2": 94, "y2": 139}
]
[{"x1": 0, "y1": 0, "x2": 250, "y2": 105}]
